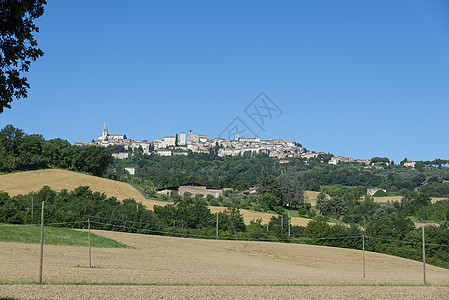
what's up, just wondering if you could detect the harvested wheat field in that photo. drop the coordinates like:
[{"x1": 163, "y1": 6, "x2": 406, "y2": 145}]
[
  {"x1": 1, "y1": 230, "x2": 449, "y2": 285},
  {"x1": 1, "y1": 285, "x2": 449, "y2": 300},
  {"x1": 1, "y1": 230, "x2": 449, "y2": 299},
  {"x1": 0, "y1": 169, "x2": 171, "y2": 210},
  {"x1": 372, "y1": 195, "x2": 447, "y2": 204},
  {"x1": 209, "y1": 206, "x2": 313, "y2": 226}
]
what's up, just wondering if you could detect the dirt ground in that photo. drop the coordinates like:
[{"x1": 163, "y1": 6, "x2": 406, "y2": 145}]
[
  {"x1": 1, "y1": 285, "x2": 449, "y2": 300},
  {"x1": 1, "y1": 230, "x2": 449, "y2": 299},
  {"x1": 1, "y1": 230, "x2": 448, "y2": 286}
]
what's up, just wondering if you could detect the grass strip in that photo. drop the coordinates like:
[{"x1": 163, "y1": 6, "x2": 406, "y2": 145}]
[{"x1": 0, "y1": 225, "x2": 130, "y2": 248}]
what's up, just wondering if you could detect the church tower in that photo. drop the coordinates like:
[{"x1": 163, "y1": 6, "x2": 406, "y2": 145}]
[{"x1": 102, "y1": 122, "x2": 108, "y2": 139}]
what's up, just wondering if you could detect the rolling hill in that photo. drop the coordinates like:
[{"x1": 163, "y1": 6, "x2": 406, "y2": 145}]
[{"x1": 0, "y1": 169, "x2": 313, "y2": 226}]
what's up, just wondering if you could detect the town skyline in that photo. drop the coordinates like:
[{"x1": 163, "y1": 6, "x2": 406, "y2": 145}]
[
  {"x1": 1, "y1": 1, "x2": 448, "y2": 163},
  {"x1": 75, "y1": 122, "x2": 427, "y2": 165}
]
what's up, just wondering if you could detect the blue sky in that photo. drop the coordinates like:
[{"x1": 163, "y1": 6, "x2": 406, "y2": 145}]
[{"x1": 1, "y1": 0, "x2": 448, "y2": 163}]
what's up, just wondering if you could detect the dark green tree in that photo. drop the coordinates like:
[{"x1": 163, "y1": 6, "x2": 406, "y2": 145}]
[
  {"x1": 0, "y1": 0, "x2": 47, "y2": 112},
  {"x1": 257, "y1": 171, "x2": 281, "y2": 199},
  {"x1": 278, "y1": 176, "x2": 304, "y2": 208}
]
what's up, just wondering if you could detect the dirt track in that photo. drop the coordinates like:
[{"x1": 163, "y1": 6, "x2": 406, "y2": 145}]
[{"x1": 1, "y1": 285, "x2": 449, "y2": 300}]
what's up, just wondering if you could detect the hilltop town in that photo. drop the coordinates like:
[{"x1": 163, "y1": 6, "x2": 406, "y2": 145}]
[
  {"x1": 75, "y1": 123, "x2": 421, "y2": 172},
  {"x1": 76, "y1": 122, "x2": 311, "y2": 159}
]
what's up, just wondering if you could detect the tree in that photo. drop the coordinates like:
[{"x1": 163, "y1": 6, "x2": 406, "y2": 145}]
[
  {"x1": 258, "y1": 193, "x2": 277, "y2": 211},
  {"x1": 1, "y1": 0, "x2": 47, "y2": 112},
  {"x1": 278, "y1": 176, "x2": 304, "y2": 208},
  {"x1": 257, "y1": 171, "x2": 281, "y2": 199},
  {"x1": 315, "y1": 191, "x2": 328, "y2": 214},
  {"x1": 0, "y1": 124, "x2": 24, "y2": 154}
]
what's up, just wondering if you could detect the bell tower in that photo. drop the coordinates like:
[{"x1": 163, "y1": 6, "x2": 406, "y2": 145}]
[{"x1": 102, "y1": 122, "x2": 108, "y2": 139}]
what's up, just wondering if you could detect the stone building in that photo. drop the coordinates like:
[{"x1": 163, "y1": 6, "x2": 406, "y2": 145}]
[
  {"x1": 155, "y1": 182, "x2": 223, "y2": 198},
  {"x1": 98, "y1": 122, "x2": 127, "y2": 141}
]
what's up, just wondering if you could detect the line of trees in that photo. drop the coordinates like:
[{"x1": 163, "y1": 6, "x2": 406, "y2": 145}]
[
  {"x1": 0, "y1": 125, "x2": 112, "y2": 176},
  {"x1": 1, "y1": 186, "x2": 449, "y2": 269}
]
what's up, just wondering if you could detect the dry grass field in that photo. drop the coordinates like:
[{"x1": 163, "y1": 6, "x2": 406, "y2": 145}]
[
  {"x1": 1, "y1": 230, "x2": 449, "y2": 299},
  {"x1": 0, "y1": 169, "x2": 151, "y2": 204},
  {"x1": 305, "y1": 190, "x2": 320, "y2": 206},
  {"x1": 372, "y1": 195, "x2": 447, "y2": 204},
  {"x1": 0, "y1": 169, "x2": 314, "y2": 226},
  {"x1": 208, "y1": 206, "x2": 313, "y2": 226}
]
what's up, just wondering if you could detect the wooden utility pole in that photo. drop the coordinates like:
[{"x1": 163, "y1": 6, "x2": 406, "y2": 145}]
[
  {"x1": 288, "y1": 212, "x2": 291, "y2": 238},
  {"x1": 281, "y1": 215, "x2": 283, "y2": 232},
  {"x1": 38, "y1": 201, "x2": 45, "y2": 284},
  {"x1": 266, "y1": 211, "x2": 269, "y2": 232},
  {"x1": 216, "y1": 212, "x2": 219, "y2": 238},
  {"x1": 88, "y1": 218, "x2": 91, "y2": 268},
  {"x1": 423, "y1": 225, "x2": 426, "y2": 286},
  {"x1": 362, "y1": 233, "x2": 365, "y2": 279},
  {"x1": 31, "y1": 197, "x2": 34, "y2": 224}
]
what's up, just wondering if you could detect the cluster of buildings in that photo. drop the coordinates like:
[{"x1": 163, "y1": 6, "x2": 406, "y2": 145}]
[
  {"x1": 76, "y1": 123, "x2": 310, "y2": 159},
  {"x1": 328, "y1": 156, "x2": 371, "y2": 165},
  {"x1": 155, "y1": 182, "x2": 223, "y2": 198}
]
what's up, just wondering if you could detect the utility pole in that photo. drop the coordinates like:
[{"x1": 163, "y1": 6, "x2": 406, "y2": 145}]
[
  {"x1": 216, "y1": 212, "x2": 219, "y2": 238},
  {"x1": 38, "y1": 201, "x2": 45, "y2": 284},
  {"x1": 266, "y1": 211, "x2": 269, "y2": 232},
  {"x1": 31, "y1": 197, "x2": 34, "y2": 224},
  {"x1": 423, "y1": 225, "x2": 426, "y2": 286},
  {"x1": 280, "y1": 215, "x2": 283, "y2": 236},
  {"x1": 288, "y1": 212, "x2": 291, "y2": 238},
  {"x1": 88, "y1": 218, "x2": 91, "y2": 268},
  {"x1": 362, "y1": 233, "x2": 365, "y2": 279}
]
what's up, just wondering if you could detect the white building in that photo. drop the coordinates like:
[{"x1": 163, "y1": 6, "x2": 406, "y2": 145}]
[
  {"x1": 367, "y1": 188, "x2": 386, "y2": 196},
  {"x1": 163, "y1": 136, "x2": 176, "y2": 147},
  {"x1": 179, "y1": 132, "x2": 186, "y2": 145},
  {"x1": 112, "y1": 152, "x2": 129, "y2": 159},
  {"x1": 403, "y1": 161, "x2": 416, "y2": 168},
  {"x1": 124, "y1": 167, "x2": 136, "y2": 175},
  {"x1": 157, "y1": 149, "x2": 173, "y2": 156}
]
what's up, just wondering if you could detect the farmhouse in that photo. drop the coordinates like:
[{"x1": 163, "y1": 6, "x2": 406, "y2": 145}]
[
  {"x1": 124, "y1": 167, "x2": 136, "y2": 175},
  {"x1": 367, "y1": 188, "x2": 387, "y2": 196},
  {"x1": 156, "y1": 182, "x2": 223, "y2": 198},
  {"x1": 403, "y1": 161, "x2": 416, "y2": 168}
]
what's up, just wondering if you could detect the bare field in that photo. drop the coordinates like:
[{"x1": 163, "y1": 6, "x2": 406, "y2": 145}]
[
  {"x1": 2, "y1": 230, "x2": 449, "y2": 299},
  {"x1": 373, "y1": 196, "x2": 447, "y2": 204},
  {"x1": 1, "y1": 230, "x2": 448, "y2": 286},
  {"x1": 1, "y1": 285, "x2": 449, "y2": 300},
  {"x1": 209, "y1": 206, "x2": 312, "y2": 226}
]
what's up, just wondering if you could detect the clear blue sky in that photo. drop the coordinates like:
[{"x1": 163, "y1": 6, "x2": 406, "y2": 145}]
[{"x1": 1, "y1": 0, "x2": 448, "y2": 163}]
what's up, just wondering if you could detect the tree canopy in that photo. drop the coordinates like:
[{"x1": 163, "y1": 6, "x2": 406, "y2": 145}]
[{"x1": 0, "y1": 0, "x2": 46, "y2": 112}]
